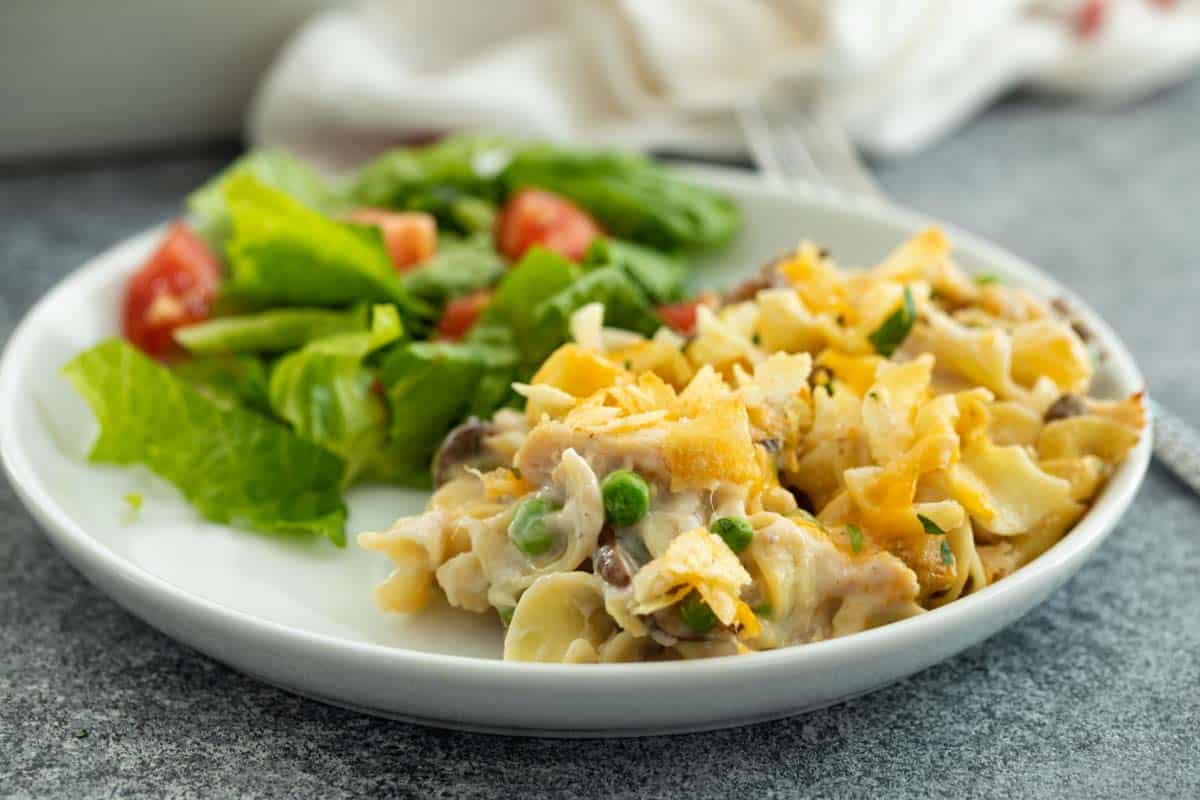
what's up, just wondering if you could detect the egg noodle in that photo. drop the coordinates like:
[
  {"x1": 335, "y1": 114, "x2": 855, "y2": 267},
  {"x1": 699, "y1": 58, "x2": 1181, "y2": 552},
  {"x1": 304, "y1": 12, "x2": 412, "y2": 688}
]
[{"x1": 359, "y1": 229, "x2": 1145, "y2": 662}]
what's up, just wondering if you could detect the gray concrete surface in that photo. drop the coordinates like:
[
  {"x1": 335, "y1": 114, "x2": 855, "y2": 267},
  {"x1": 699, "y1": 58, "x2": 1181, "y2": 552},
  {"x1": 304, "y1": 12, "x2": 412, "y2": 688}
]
[{"x1": 2, "y1": 78, "x2": 1199, "y2": 798}]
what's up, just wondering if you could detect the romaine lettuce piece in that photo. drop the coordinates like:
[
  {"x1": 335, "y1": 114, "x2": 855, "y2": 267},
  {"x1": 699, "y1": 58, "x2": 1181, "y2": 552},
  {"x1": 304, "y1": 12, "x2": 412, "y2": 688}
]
[
  {"x1": 63, "y1": 340, "x2": 348, "y2": 545},
  {"x1": 467, "y1": 247, "x2": 580, "y2": 367},
  {"x1": 175, "y1": 306, "x2": 369, "y2": 355},
  {"x1": 400, "y1": 235, "x2": 506, "y2": 309},
  {"x1": 350, "y1": 136, "x2": 519, "y2": 229},
  {"x1": 503, "y1": 145, "x2": 737, "y2": 252},
  {"x1": 188, "y1": 150, "x2": 346, "y2": 247},
  {"x1": 375, "y1": 341, "x2": 518, "y2": 487},
  {"x1": 582, "y1": 237, "x2": 687, "y2": 304},
  {"x1": 171, "y1": 354, "x2": 273, "y2": 415},
  {"x1": 268, "y1": 305, "x2": 404, "y2": 483},
  {"x1": 535, "y1": 266, "x2": 662, "y2": 342},
  {"x1": 352, "y1": 136, "x2": 738, "y2": 252},
  {"x1": 222, "y1": 174, "x2": 431, "y2": 325}
]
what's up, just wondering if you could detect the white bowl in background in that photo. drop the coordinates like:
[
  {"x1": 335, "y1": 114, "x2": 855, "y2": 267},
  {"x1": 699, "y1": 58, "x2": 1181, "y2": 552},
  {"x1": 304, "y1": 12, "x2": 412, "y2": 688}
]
[{"x1": 0, "y1": 1, "x2": 340, "y2": 161}]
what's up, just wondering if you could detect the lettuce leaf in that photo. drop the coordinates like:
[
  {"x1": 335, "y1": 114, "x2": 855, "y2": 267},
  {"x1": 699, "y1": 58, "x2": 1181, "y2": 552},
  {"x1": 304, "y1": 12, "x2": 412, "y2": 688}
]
[
  {"x1": 582, "y1": 237, "x2": 686, "y2": 304},
  {"x1": 374, "y1": 250, "x2": 572, "y2": 485},
  {"x1": 175, "y1": 306, "x2": 369, "y2": 355},
  {"x1": 375, "y1": 341, "x2": 518, "y2": 487},
  {"x1": 350, "y1": 136, "x2": 518, "y2": 230},
  {"x1": 350, "y1": 136, "x2": 738, "y2": 252},
  {"x1": 502, "y1": 145, "x2": 738, "y2": 252},
  {"x1": 535, "y1": 266, "x2": 662, "y2": 342},
  {"x1": 63, "y1": 340, "x2": 348, "y2": 545},
  {"x1": 222, "y1": 174, "x2": 431, "y2": 326},
  {"x1": 189, "y1": 150, "x2": 346, "y2": 247},
  {"x1": 171, "y1": 354, "x2": 273, "y2": 415},
  {"x1": 467, "y1": 247, "x2": 580, "y2": 368},
  {"x1": 268, "y1": 305, "x2": 404, "y2": 483},
  {"x1": 400, "y1": 235, "x2": 506, "y2": 309}
]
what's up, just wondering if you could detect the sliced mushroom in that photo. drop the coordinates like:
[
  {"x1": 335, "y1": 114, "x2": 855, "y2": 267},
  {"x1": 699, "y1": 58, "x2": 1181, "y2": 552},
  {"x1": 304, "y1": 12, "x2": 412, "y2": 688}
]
[
  {"x1": 1044, "y1": 393, "x2": 1089, "y2": 423},
  {"x1": 723, "y1": 255, "x2": 789, "y2": 304},
  {"x1": 432, "y1": 417, "x2": 495, "y2": 487},
  {"x1": 592, "y1": 526, "x2": 636, "y2": 588},
  {"x1": 1052, "y1": 297, "x2": 1093, "y2": 343}
]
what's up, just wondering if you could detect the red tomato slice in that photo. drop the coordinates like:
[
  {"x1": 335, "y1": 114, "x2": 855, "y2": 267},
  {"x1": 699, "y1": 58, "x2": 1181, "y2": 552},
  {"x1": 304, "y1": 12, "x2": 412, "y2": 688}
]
[
  {"x1": 495, "y1": 188, "x2": 602, "y2": 262},
  {"x1": 1075, "y1": 0, "x2": 1108, "y2": 37},
  {"x1": 121, "y1": 222, "x2": 221, "y2": 359},
  {"x1": 656, "y1": 293, "x2": 719, "y2": 338},
  {"x1": 436, "y1": 290, "x2": 493, "y2": 342},
  {"x1": 349, "y1": 208, "x2": 437, "y2": 272}
]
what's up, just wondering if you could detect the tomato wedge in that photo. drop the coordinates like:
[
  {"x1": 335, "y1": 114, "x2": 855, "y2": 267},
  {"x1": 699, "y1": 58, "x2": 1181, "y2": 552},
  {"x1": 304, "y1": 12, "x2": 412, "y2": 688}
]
[
  {"x1": 656, "y1": 293, "x2": 719, "y2": 338},
  {"x1": 348, "y1": 208, "x2": 437, "y2": 272},
  {"x1": 436, "y1": 290, "x2": 493, "y2": 342},
  {"x1": 121, "y1": 222, "x2": 221, "y2": 359},
  {"x1": 495, "y1": 188, "x2": 602, "y2": 262}
]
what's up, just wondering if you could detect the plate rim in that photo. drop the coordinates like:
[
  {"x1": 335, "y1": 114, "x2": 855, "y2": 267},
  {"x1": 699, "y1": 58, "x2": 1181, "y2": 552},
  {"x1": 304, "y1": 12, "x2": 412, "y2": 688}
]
[{"x1": 0, "y1": 167, "x2": 1152, "y2": 689}]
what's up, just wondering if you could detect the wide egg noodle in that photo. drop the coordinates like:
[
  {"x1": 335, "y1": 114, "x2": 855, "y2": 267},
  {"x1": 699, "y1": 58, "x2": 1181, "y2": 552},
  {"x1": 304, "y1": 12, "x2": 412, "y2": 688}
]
[{"x1": 503, "y1": 572, "x2": 615, "y2": 663}]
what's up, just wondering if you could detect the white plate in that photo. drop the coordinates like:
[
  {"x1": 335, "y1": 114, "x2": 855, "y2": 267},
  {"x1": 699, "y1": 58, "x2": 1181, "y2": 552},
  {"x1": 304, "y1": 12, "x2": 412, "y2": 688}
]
[{"x1": 0, "y1": 169, "x2": 1150, "y2": 736}]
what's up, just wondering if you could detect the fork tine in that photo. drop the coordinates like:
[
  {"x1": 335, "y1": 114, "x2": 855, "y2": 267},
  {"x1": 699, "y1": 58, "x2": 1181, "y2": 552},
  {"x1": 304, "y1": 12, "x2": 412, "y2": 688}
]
[
  {"x1": 739, "y1": 98, "x2": 828, "y2": 189},
  {"x1": 736, "y1": 101, "x2": 789, "y2": 189},
  {"x1": 800, "y1": 110, "x2": 886, "y2": 200},
  {"x1": 737, "y1": 91, "x2": 885, "y2": 201},
  {"x1": 778, "y1": 113, "x2": 828, "y2": 187}
]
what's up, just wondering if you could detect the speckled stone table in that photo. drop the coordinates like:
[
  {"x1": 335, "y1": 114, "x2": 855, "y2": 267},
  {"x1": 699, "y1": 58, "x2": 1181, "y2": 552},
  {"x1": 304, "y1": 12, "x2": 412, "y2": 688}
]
[{"x1": 3, "y1": 78, "x2": 1199, "y2": 799}]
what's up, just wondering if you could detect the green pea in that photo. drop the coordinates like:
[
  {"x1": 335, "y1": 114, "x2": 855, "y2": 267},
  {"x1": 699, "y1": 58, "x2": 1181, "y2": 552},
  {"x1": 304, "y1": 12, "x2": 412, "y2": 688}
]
[
  {"x1": 601, "y1": 470, "x2": 651, "y2": 527},
  {"x1": 711, "y1": 516, "x2": 754, "y2": 553},
  {"x1": 679, "y1": 592, "x2": 718, "y2": 634},
  {"x1": 508, "y1": 497, "x2": 557, "y2": 556}
]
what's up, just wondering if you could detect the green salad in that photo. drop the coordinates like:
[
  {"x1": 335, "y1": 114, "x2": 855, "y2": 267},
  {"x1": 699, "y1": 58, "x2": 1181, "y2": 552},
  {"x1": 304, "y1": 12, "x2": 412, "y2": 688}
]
[{"x1": 64, "y1": 136, "x2": 738, "y2": 545}]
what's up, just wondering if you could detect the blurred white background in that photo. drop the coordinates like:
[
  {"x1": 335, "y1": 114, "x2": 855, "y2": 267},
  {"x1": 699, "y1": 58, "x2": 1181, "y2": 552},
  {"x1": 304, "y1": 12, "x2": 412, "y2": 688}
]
[{"x1": 0, "y1": 0, "x2": 341, "y2": 160}]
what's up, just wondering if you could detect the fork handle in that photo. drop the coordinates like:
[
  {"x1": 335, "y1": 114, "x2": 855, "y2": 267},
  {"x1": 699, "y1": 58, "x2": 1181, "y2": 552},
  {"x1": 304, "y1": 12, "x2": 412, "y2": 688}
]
[{"x1": 1148, "y1": 398, "x2": 1200, "y2": 496}]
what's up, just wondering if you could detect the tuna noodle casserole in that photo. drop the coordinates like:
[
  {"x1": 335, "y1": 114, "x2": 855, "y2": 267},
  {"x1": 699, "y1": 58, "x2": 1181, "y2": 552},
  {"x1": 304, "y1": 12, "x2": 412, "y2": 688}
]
[{"x1": 359, "y1": 229, "x2": 1145, "y2": 662}]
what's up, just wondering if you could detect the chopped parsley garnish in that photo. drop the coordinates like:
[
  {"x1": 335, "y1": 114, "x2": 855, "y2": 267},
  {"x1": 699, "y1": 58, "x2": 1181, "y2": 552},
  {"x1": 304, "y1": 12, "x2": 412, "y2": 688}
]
[
  {"x1": 823, "y1": 383, "x2": 835, "y2": 397},
  {"x1": 751, "y1": 333, "x2": 761, "y2": 345},
  {"x1": 497, "y1": 607, "x2": 515, "y2": 627},
  {"x1": 788, "y1": 508, "x2": 828, "y2": 533},
  {"x1": 867, "y1": 391, "x2": 879, "y2": 401},
  {"x1": 974, "y1": 273, "x2": 1001, "y2": 285},
  {"x1": 752, "y1": 603, "x2": 772, "y2": 619},
  {"x1": 623, "y1": 360, "x2": 633, "y2": 370},
  {"x1": 123, "y1": 492, "x2": 143, "y2": 512},
  {"x1": 867, "y1": 286, "x2": 916, "y2": 357},
  {"x1": 846, "y1": 524, "x2": 864, "y2": 554},
  {"x1": 917, "y1": 514, "x2": 946, "y2": 535},
  {"x1": 940, "y1": 539, "x2": 954, "y2": 565}
]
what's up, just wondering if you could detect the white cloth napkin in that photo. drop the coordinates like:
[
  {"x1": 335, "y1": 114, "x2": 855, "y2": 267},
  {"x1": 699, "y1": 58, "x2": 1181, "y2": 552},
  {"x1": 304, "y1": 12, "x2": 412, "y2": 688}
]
[{"x1": 249, "y1": 0, "x2": 1200, "y2": 166}]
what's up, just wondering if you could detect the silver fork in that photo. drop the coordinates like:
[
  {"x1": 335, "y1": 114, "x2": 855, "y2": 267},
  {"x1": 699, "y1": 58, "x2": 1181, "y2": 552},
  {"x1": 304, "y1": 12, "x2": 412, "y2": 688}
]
[{"x1": 736, "y1": 95, "x2": 1200, "y2": 498}]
